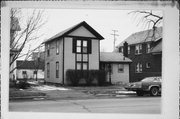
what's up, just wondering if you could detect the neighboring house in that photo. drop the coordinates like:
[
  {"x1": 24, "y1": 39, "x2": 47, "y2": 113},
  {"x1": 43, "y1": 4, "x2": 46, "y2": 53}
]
[
  {"x1": 115, "y1": 27, "x2": 162, "y2": 82},
  {"x1": 31, "y1": 51, "x2": 45, "y2": 61},
  {"x1": 16, "y1": 60, "x2": 44, "y2": 80},
  {"x1": 100, "y1": 52, "x2": 131, "y2": 84},
  {"x1": 9, "y1": 16, "x2": 21, "y2": 81},
  {"x1": 43, "y1": 21, "x2": 131, "y2": 85}
]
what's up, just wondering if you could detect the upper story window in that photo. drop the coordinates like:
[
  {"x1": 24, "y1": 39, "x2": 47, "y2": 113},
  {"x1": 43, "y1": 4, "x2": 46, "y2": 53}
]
[
  {"x1": 146, "y1": 62, "x2": 151, "y2": 68},
  {"x1": 47, "y1": 44, "x2": 50, "y2": 57},
  {"x1": 119, "y1": 47, "x2": 123, "y2": 53},
  {"x1": 135, "y1": 44, "x2": 142, "y2": 55},
  {"x1": 146, "y1": 43, "x2": 151, "y2": 53},
  {"x1": 135, "y1": 63, "x2": 142, "y2": 73},
  {"x1": 73, "y1": 39, "x2": 91, "y2": 54},
  {"x1": 128, "y1": 46, "x2": 130, "y2": 54},
  {"x1": 56, "y1": 40, "x2": 59, "y2": 55}
]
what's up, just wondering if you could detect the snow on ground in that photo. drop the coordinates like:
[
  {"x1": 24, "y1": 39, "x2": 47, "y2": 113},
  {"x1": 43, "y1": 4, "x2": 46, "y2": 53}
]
[
  {"x1": 115, "y1": 91, "x2": 136, "y2": 94},
  {"x1": 32, "y1": 85, "x2": 70, "y2": 91}
]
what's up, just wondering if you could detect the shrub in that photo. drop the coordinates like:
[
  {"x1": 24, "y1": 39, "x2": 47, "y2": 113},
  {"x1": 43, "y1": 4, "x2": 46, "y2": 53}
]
[
  {"x1": 66, "y1": 69, "x2": 107, "y2": 86},
  {"x1": 66, "y1": 70, "x2": 80, "y2": 86},
  {"x1": 16, "y1": 79, "x2": 30, "y2": 89}
]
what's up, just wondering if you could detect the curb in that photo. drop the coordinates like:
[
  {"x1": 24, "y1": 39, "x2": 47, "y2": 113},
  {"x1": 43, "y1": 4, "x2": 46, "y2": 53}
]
[{"x1": 9, "y1": 96, "x2": 46, "y2": 100}]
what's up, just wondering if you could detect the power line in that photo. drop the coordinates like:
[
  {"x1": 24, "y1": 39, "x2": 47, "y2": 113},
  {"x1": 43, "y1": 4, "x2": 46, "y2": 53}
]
[{"x1": 111, "y1": 30, "x2": 119, "y2": 50}]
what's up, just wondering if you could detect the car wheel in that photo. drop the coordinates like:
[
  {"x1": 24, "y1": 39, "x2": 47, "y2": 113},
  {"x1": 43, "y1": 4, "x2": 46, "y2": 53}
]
[
  {"x1": 136, "y1": 91, "x2": 144, "y2": 96},
  {"x1": 150, "y1": 87, "x2": 159, "y2": 96}
]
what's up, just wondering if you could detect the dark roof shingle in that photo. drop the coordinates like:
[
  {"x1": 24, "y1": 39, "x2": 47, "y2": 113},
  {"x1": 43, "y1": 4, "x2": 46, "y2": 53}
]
[
  {"x1": 16, "y1": 60, "x2": 44, "y2": 70},
  {"x1": 100, "y1": 52, "x2": 132, "y2": 63},
  {"x1": 43, "y1": 21, "x2": 104, "y2": 43}
]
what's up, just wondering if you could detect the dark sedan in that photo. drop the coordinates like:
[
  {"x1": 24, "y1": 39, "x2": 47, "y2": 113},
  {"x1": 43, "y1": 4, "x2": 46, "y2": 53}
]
[{"x1": 124, "y1": 77, "x2": 162, "y2": 96}]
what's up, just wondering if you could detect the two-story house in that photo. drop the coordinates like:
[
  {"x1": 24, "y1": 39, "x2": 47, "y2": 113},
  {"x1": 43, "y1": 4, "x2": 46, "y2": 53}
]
[
  {"x1": 115, "y1": 27, "x2": 162, "y2": 82},
  {"x1": 43, "y1": 21, "x2": 131, "y2": 85}
]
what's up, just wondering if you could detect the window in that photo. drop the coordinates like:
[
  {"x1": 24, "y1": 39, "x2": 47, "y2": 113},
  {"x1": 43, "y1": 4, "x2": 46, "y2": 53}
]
[
  {"x1": 47, "y1": 63, "x2": 50, "y2": 78},
  {"x1": 146, "y1": 43, "x2": 151, "y2": 53},
  {"x1": 118, "y1": 64, "x2": 124, "y2": 73},
  {"x1": 73, "y1": 39, "x2": 91, "y2": 54},
  {"x1": 82, "y1": 40, "x2": 88, "y2": 53},
  {"x1": 33, "y1": 71, "x2": 37, "y2": 74},
  {"x1": 146, "y1": 62, "x2": 151, "y2": 68},
  {"x1": 56, "y1": 40, "x2": 59, "y2": 55},
  {"x1": 22, "y1": 71, "x2": 27, "y2": 78},
  {"x1": 135, "y1": 63, "x2": 142, "y2": 73},
  {"x1": 128, "y1": 46, "x2": 130, "y2": 54},
  {"x1": 47, "y1": 44, "x2": 50, "y2": 56},
  {"x1": 76, "y1": 62, "x2": 88, "y2": 70},
  {"x1": 76, "y1": 40, "x2": 81, "y2": 53},
  {"x1": 22, "y1": 71, "x2": 27, "y2": 75},
  {"x1": 135, "y1": 44, "x2": 142, "y2": 55},
  {"x1": 119, "y1": 47, "x2": 123, "y2": 53},
  {"x1": 56, "y1": 62, "x2": 59, "y2": 78}
]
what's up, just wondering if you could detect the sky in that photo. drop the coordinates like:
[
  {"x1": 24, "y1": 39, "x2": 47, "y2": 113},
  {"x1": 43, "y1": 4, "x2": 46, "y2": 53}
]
[{"x1": 20, "y1": 8, "x2": 163, "y2": 54}]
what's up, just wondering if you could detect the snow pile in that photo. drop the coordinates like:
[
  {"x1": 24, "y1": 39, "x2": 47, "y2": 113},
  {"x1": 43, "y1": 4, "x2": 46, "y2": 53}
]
[{"x1": 32, "y1": 85, "x2": 70, "y2": 91}]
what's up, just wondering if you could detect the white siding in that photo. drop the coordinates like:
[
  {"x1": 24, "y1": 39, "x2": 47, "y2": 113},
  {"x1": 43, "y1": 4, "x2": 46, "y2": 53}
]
[
  {"x1": 17, "y1": 69, "x2": 44, "y2": 79},
  {"x1": 111, "y1": 63, "x2": 129, "y2": 84},
  {"x1": 45, "y1": 38, "x2": 63, "y2": 83},
  {"x1": 89, "y1": 39, "x2": 99, "y2": 69},
  {"x1": 64, "y1": 37, "x2": 75, "y2": 84}
]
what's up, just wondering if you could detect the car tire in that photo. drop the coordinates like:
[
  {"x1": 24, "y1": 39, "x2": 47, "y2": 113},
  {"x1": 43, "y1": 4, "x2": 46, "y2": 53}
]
[
  {"x1": 136, "y1": 91, "x2": 144, "y2": 96},
  {"x1": 150, "y1": 87, "x2": 159, "y2": 96}
]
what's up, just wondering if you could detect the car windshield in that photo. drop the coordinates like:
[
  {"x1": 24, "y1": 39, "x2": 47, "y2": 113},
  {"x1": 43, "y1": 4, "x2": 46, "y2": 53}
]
[{"x1": 141, "y1": 77, "x2": 161, "y2": 82}]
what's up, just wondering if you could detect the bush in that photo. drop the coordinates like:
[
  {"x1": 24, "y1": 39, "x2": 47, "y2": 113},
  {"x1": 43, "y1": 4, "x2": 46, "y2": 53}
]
[
  {"x1": 16, "y1": 79, "x2": 30, "y2": 89},
  {"x1": 66, "y1": 69, "x2": 107, "y2": 86}
]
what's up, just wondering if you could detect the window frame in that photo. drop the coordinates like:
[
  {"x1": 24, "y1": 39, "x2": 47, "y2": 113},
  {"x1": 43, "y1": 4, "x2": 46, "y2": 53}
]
[
  {"x1": 135, "y1": 44, "x2": 142, "y2": 55},
  {"x1": 76, "y1": 61, "x2": 88, "y2": 70},
  {"x1": 146, "y1": 62, "x2": 151, "y2": 68},
  {"x1": 135, "y1": 63, "x2": 142, "y2": 73},
  {"x1": 118, "y1": 64, "x2": 124, "y2": 73},
  {"x1": 146, "y1": 43, "x2": 151, "y2": 53},
  {"x1": 47, "y1": 63, "x2": 50, "y2": 78},
  {"x1": 47, "y1": 44, "x2": 50, "y2": 57},
  {"x1": 56, "y1": 62, "x2": 59, "y2": 78},
  {"x1": 56, "y1": 40, "x2": 59, "y2": 55}
]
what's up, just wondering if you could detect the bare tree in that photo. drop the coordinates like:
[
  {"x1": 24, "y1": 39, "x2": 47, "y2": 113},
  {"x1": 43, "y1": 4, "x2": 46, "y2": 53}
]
[
  {"x1": 10, "y1": 8, "x2": 46, "y2": 74},
  {"x1": 128, "y1": 10, "x2": 163, "y2": 41}
]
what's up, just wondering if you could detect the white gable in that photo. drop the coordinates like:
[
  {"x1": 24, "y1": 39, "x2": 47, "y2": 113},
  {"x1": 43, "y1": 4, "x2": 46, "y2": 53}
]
[{"x1": 68, "y1": 26, "x2": 96, "y2": 38}]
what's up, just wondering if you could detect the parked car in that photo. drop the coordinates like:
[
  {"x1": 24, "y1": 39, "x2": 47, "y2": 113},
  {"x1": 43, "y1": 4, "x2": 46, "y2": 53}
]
[{"x1": 124, "y1": 77, "x2": 162, "y2": 96}]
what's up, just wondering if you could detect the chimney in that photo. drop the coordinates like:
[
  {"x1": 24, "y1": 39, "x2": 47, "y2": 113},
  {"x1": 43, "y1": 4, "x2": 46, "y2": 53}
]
[{"x1": 123, "y1": 41, "x2": 128, "y2": 58}]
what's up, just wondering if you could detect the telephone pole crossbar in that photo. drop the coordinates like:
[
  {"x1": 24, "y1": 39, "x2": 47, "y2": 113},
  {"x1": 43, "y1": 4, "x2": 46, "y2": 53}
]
[{"x1": 111, "y1": 30, "x2": 119, "y2": 50}]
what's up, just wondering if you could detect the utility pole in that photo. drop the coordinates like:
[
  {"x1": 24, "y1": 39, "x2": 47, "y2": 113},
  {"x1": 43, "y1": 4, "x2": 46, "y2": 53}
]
[{"x1": 111, "y1": 30, "x2": 119, "y2": 50}]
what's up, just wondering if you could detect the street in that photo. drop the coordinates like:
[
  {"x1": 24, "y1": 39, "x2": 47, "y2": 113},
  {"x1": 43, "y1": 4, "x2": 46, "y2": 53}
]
[{"x1": 9, "y1": 96, "x2": 161, "y2": 114}]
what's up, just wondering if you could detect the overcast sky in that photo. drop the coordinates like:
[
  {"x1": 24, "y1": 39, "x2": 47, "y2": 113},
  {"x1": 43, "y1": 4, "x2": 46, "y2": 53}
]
[{"x1": 21, "y1": 8, "x2": 162, "y2": 53}]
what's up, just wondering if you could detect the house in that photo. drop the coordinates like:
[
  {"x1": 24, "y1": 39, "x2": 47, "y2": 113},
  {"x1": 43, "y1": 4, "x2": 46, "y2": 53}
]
[
  {"x1": 100, "y1": 52, "x2": 131, "y2": 84},
  {"x1": 115, "y1": 27, "x2": 162, "y2": 82},
  {"x1": 16, "y1": 60, "x2": 44, "y2": 80},
  {"x1": 43, "y1": 21, "x2": 131, "y2": 85}
]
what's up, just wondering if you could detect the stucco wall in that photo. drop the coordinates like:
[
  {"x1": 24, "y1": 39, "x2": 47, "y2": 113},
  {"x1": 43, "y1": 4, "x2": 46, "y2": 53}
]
[
  {"x1": 45, "y1": 38, "x2": 63, "y2": 83},
  {"x1": 111, "y1": 63, "x2": 129, "y2": 84}
]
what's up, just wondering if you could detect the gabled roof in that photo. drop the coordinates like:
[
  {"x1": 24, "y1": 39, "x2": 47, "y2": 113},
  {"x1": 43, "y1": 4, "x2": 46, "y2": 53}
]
[
  {"x1": 150, "y1": 39, "x2": 162, "y2": 54},
  {"x1": 44, "y1": 21, "x2": 104, "y2": 43},
  {"x1": 100, "y1": 52, "x2": 132, "y2": 63},
  {"x1": 16, "y1": 60, "x2": 44, "y2": 70},
  {"x1": 117, "y1": 27, "x2": 162, "y2": 47}
]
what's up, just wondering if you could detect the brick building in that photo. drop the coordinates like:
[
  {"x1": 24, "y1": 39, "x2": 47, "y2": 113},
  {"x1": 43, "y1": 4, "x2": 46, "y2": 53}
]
[{"x1": 115, "y1": 27, "x2": 162, "y2": 82}]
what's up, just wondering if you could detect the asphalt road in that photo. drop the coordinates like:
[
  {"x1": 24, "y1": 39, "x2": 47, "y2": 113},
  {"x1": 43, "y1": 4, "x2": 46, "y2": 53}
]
[{"x1": 9, "y1": 96, "x2": 161, "y2": 114}]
